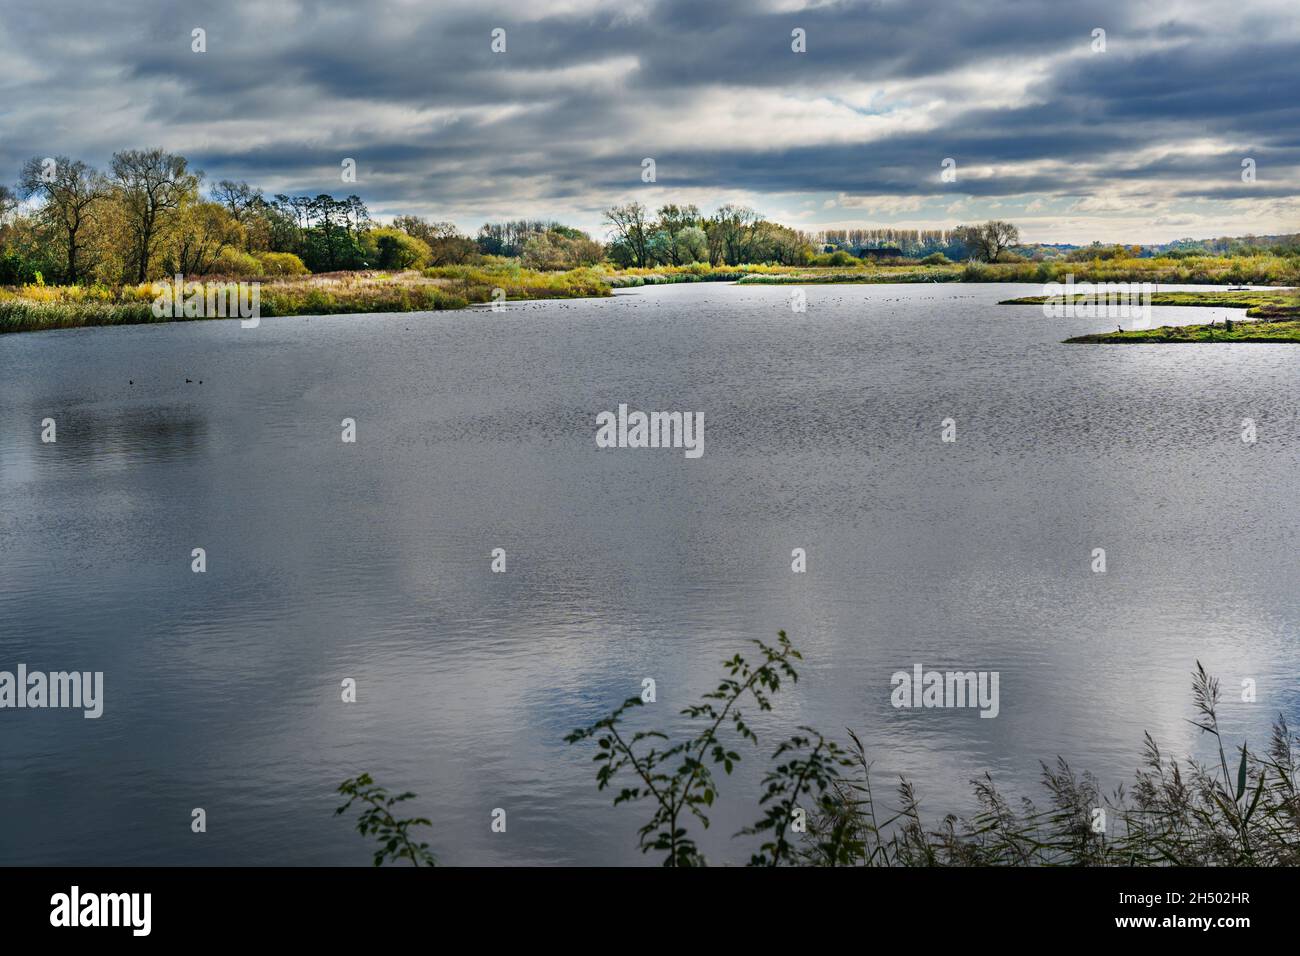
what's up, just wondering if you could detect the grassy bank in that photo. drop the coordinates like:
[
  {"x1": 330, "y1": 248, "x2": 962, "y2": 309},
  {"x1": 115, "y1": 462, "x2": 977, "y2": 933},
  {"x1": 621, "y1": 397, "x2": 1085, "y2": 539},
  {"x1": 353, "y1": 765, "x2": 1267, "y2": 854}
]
[
  {"x1": 723, "y1": 253, "x2": 1300, "y2": 287},
  {"x1": 605, "y1": 261, "x2": 963, "y2": 285},
  {"x1": 1065, "y1": 320, "x2": 1300, "y2": 343},
  {"x1": 0, "y1": 266, "x2": 611, "y2": 334},
  {"x1": 1001, "y1": 289, "x2": 1300, "y2": 316},
  {"x1": 1001, "y1": 289, "x2": 1300, "y2": 343}
]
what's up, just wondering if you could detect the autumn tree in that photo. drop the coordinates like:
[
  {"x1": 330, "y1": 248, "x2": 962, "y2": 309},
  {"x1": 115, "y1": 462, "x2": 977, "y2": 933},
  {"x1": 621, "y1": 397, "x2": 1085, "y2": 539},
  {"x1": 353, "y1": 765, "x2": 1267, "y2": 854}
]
[
  {"x1": 393, "y1": 216, "x2": 478, "y2": 265},
  {"x1": 111, "y1": 148, "x2": 200, "y2": 281},
  {"x1": 19, "y1": 156, "x2": 107, "y2": 283},
  {"x1": 954, "y1": 220, "x2": 1020, "y2": 262},
  {"x1": 165, "y1": 200, "x2": 241, "y2": 275}
]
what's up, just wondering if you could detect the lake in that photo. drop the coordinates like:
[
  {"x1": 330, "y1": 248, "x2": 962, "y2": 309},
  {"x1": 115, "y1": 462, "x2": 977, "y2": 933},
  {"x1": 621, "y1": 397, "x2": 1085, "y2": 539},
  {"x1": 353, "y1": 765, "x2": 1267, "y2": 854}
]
[{"x1": 1, "y1": 282, "x2": 1297, "y2": 865}]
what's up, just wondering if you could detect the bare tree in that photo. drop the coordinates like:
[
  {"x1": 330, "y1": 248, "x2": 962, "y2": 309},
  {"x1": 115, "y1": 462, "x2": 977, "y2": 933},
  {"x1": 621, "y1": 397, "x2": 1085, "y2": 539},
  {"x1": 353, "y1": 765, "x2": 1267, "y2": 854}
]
[
  {"x1": 0, "y1": 184, "x2": 18, "y2": 224},
  {"x1": 19, "y1": 156, "x2": 106, "y2": 283},
  {"x1": 980, "y1": 220, "x2": 1020, "y2": 262},
  {"x1": 710, "y1": 204, "x2": 761, "y2": 265},
  {"x1": 954, "y1": 220, "x2": 1020, "y2": 262},
  {"x1": 111, "y1": 148, "x2": 201, "y2": 281},
  {"x1": 212, "y1": 180, "x2": 263, "y2": 222},
  {"x1": 604, "y1": 202, "x2": 650, "y2": 268}
]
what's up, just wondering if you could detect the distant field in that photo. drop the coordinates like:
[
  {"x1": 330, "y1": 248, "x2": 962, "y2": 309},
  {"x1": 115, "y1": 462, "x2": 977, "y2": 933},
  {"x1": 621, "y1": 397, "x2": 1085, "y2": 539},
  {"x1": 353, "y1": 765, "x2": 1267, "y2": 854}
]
[{"x1": 607, "y1": 253, "x2": 1300, "y2": 287}]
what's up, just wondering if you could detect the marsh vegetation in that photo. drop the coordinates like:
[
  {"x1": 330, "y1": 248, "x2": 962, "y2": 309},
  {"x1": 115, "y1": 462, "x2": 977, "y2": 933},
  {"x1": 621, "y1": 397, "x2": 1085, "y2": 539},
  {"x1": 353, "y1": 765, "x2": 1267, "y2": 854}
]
[{"x1": 340, "y1": 634, "x2": 1300, "y2": 867}]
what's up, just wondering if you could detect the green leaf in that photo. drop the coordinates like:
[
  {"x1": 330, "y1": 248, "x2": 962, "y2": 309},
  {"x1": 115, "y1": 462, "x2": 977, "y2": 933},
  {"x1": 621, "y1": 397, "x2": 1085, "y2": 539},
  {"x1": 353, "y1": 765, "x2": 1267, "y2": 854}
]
[
  {"x1": 1244, "y1": 772, "x2": 1265, "y2": 824},
  {"x1": 1235, "y1": 745, "x2": 1248, "y2": 802}
]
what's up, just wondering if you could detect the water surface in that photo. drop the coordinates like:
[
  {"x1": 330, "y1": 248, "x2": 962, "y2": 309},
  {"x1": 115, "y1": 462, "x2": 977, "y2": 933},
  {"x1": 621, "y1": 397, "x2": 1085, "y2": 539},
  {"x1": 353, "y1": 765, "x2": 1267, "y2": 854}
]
[{"x1": 2, "y1": 282, "x2": 1297, "y2": 865}]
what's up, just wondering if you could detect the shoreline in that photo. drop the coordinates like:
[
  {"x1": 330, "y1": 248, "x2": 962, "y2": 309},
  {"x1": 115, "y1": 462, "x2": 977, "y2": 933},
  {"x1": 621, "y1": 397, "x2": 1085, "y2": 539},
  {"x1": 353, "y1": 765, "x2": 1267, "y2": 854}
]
[{"x1": 3, "y1": 272, "x2": 1297, "y2": 339}]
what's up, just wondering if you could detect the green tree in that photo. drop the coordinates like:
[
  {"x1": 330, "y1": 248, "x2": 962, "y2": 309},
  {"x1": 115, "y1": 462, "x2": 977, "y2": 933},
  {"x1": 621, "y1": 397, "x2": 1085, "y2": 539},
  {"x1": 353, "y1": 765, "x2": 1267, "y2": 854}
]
[
  {"x1": 652, "y1": 204, "x2": 701, "y2": 265},
  {"x1": 368, "y1": 227, "x2": 431, "y2": 269},
  {"x1": 709, "y1": 204, "x2": 762, "y2": 265}
]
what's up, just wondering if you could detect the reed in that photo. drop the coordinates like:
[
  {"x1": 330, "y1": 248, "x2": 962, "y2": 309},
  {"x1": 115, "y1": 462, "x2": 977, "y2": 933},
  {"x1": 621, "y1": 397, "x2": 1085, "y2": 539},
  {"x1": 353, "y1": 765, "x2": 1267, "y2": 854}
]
[{"x1": 0, "y1": 266, "x2": 610, "y2": 334}]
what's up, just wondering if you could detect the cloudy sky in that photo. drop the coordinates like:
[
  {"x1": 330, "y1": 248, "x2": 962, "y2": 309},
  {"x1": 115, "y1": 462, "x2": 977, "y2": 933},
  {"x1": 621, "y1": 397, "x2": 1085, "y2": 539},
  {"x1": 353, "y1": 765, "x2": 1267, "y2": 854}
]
[{"x1": 1, "y1": 0, "x2": 1296, "y2": 244}]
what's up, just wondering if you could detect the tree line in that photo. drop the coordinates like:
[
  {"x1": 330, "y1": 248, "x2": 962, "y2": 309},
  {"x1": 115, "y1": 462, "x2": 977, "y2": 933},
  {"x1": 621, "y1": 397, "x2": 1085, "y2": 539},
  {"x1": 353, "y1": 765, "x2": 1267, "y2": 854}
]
[
  {"x1": 0, "y1": 150, "x2": 609, "y2": 284},
  {"x1": 0, "y1": 150, "x2": 380, "y2": 283},
  {"x1": 0, "y1": 147, "x2": 1035, "y2": 286},
  {"x1": 603, "y1": 202, "x2": 820, "y2": 268}
]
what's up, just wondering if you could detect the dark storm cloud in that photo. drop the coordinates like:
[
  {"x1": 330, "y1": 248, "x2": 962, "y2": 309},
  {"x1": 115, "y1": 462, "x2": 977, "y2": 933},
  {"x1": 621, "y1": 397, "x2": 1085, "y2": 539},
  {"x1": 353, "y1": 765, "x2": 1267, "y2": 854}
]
[{"x1": 0, "y1": 0, "x2": 1295, "y2": 234}]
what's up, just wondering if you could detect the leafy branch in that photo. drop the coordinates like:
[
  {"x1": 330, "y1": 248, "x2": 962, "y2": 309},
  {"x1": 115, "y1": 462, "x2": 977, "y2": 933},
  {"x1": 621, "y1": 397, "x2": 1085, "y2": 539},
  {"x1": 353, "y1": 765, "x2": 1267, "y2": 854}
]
[
  {"x1": 565, "y1": 629, "x2": 837, "y2": 866},
  {"x1": 335, "y1": 773, "x2": 436, "y2": 867}
]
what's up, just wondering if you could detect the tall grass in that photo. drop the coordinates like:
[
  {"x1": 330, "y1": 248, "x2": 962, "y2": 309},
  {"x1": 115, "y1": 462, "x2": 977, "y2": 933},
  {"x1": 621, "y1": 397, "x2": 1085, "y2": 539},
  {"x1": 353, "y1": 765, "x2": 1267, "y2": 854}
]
[
  {"x1": 0, "y1": 300, "x2": 158, "y2": 333},
  {"x1": 1065, "y1": 320, "x2": 1300, "y2": 344},
  {"x1": 423, "y1": 263, "x2": 611, "y2": 301},
  {"x1": 257, "y1": 272, "x2": 469, "y2": 316},
  {"x1": 562, "y1": 634, "x2": 1300, "y2": 867},
  {"x1": 798, "y1": 663, "x2": 1300, "y2": 866},
  {"x1": 6, "y1": 255, "x2": 1295, "y2": 335},
  {"x1": 0, "y1": 266, "x2": 611, "y2": 334}
]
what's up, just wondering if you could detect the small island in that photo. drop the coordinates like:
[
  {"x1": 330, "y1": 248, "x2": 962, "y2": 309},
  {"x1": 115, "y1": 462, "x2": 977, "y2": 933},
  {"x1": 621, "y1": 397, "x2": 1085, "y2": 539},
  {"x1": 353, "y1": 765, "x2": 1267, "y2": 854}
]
[{"x1": 1000, "y1": 290, "x2": 1300, "y2": 343}]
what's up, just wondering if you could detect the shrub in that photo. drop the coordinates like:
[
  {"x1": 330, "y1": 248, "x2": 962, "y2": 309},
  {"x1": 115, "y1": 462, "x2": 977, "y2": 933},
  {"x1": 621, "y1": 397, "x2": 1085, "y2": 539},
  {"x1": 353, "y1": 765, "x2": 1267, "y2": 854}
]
[
  {"x1": 521, "y1": 231, "x2": 605, "y2": 271},
  {"x1": 0, "y1": 251, "x2": 39, "y2": 285},
  {"x1": 256, "y1": 251, "x2": 309, "y2": 276},
  {"x1": 811, "y1": 250, "x2": 860, "y2": 267},
  {"x1": 368, "y1": 228, "x2": 431, "y2": 270},
  {"x1": 210, "y1": 247, "x2": 262, "y2": 277}
]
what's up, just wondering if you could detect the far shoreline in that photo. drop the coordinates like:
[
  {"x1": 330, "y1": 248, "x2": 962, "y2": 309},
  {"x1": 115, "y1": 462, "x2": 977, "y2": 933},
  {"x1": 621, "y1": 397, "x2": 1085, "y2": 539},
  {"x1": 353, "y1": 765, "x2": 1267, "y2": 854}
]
[{"x1": 2, "y1": 268, "x2": 1296, "y2": 341}]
